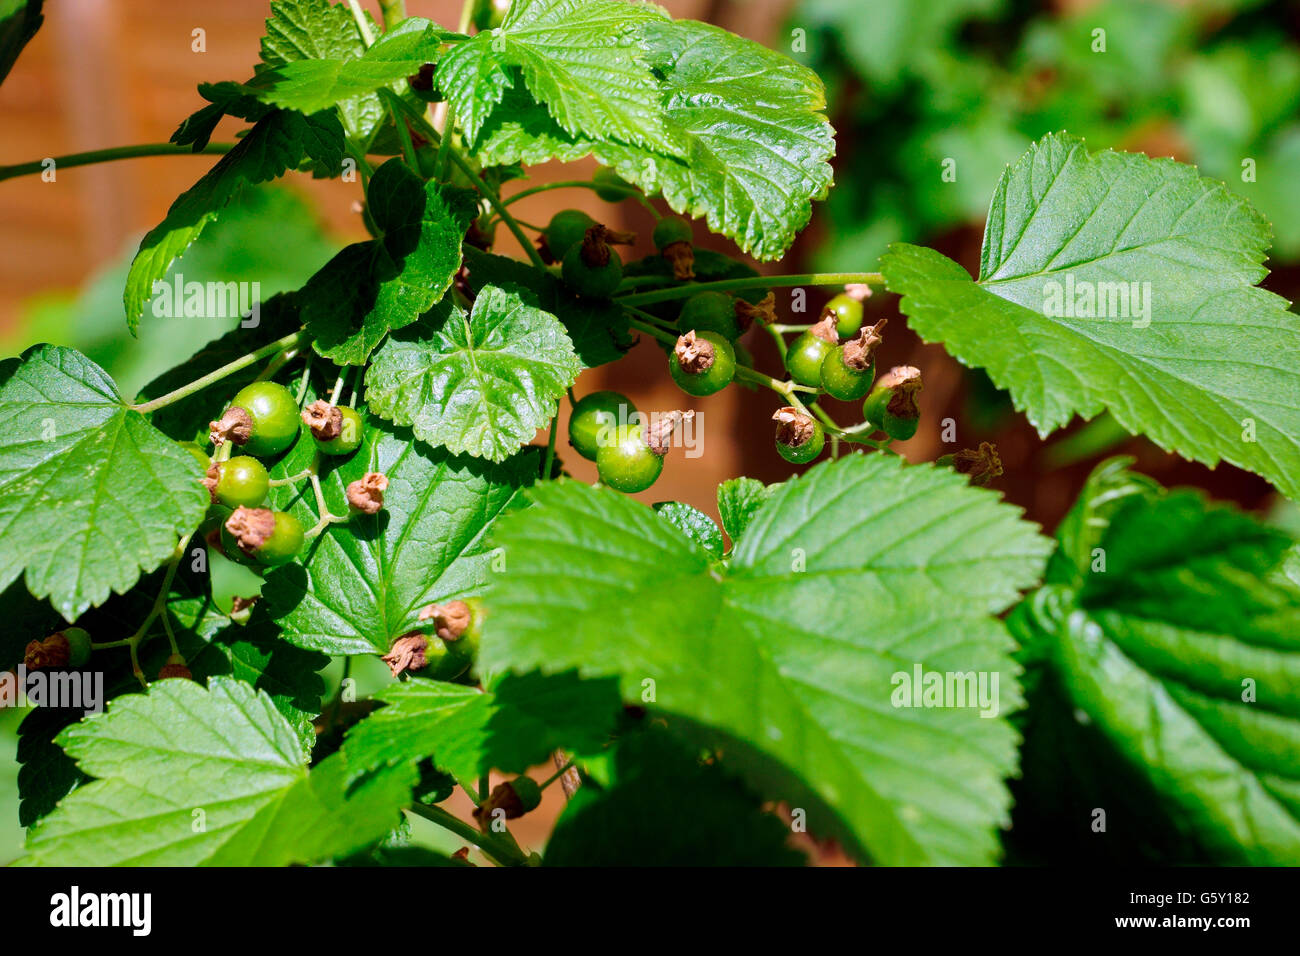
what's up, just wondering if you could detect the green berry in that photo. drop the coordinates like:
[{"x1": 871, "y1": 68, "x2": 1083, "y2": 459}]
[
  {"x1": 678, "y1": 291, "x2": 741, "y2": 341},
  {"x1": 510, "y1": 776, "x2": 542, "y2": 813},
  {"x1": 213, "y1": 456, "x2": 270, "y2": 509},
  {"x1": 824, "y1": 293, "x2": 864, "y2": 337},
  {"x1": 773, "y1": 407, "x2": 824, "y2": 463},
  {"x1": 670, "y1": 331, "x2": 735, "y2": 396},
  {"x1": 545, "y1": 209, "x2": 596, "y2": 261},
  {"x1": 222, "y1": 508, "x2": 304, "y2": 566},
  {"x1": 314, "y1": 406, "x2": 364, "y2": 455},
  {"x1": 820, "y1": 321, "x2": 885, "y2": 401},
  {"x1": 596, "y1": 424, "x2": 664, "y2": 493},
  {"x1": 569, "y1": 391, "x2": 635, "y2": 461},
  {"x1": 652, "y1": 215, "x2": 692, "y2": 250},
  {"x1": 593, "y1": 167, "x2": 634, "y2": 202},
  {"x1": 424, "y1": 636, "x2": 472, "y2": 681},
  {"x1": 227, "y1": 382, "x2": 300, "y2": 457},
  {"x1": 63, "y1": 627, "x2": 92, "y2": 668},
  {"x1": 863, "y1": 366, "x2": 923, "y2": 441},
  {"x1": 785, "y1": 317, "x2": 839, "y2": 387},
  {"x1": 562, "y1": 237, "x2": 623, "y2": 299}
]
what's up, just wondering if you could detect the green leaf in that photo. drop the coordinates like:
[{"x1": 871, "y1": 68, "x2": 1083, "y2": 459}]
[
  {"x1": 124, "y1": 108, "x2": 345, "y2": 332},
  {"x1": 0, "y1": 0, "x2": 43, "y2": 86},
  {"x1": 471, "y1": 20, "x2": 835, "y2": 260},
  {"x1": 716, "y1": 477, "x2": 772, "y2": 550},
  {"x1": 481, "y1": 454, "x2": 1053, "y2": 864},
  {"x1": 249, "y1": 19, "x2": 442, "y2": 115},
  {"x1": 461, "y1": 247, "x2": 632, "y2": 367},
  {"x1": 171, "y1": 81, "x2": 274, "y2": 152},
  {"x1": 258, "y1": 0, "x2": 383, "y2": 141},
  {"x1": 23, "y1": 677, "x2": 415, "y2": 865},
  {"x1": 653, "y1": 501, "x2": 723, "y2": 557},
  {"x1": 342, "y1": 670, "x2": 621, "y2": 787},
  {"x1": 543, "y1": 726, "x2": 805, "y2": 866},
  {"x1": 881, "y1": 132, "x2": 1300, "y2": 498},
  {"x1": 261, "y1": 417, "x2": 535, "y2": 655},
  {"x1": 365, "y1": 284, "x2": 582, "y2": 461},
  {"x1": 1020, "y1": 468, "x2": 1300, "y2": 863},
  {"x1": 300, "y1": 160, "x2": 466, "y2": 364},
  {"x1": 0, "y1": 346, "x2": 208, "y2": 620},
  {"x1": 440, "y1": 0, "x2": 674, "y2": 152}
]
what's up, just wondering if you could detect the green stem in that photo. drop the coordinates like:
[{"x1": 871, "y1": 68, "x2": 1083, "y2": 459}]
[
  {"x1": 616, "y1": 273, "x2": 885, "y2": 308},
  {"x1": 435, "y1": 102, "x2": 456, "y2": 180},
  {"x1": 130, "y1": 329, "x2": 308, "y2": 414},
  {"x1": 539, "y1": 761, "x2": 574, "y2": 791},
  {"x1": 406, "y1": 803, "x2": 528, "y2": 867},
  {"x1": 626, "y1": 315, "x2": 676, "y2": 346},
  {"x1": 764, "y1": 322, "x2": 788, "y2": 362},
  {"x1": 503, "y1": 178, "x2": 659, "y2": 215},
  {"x1": 380, "y1": 89, "x2": 420, "y2": 170},
  {"x1": 346, "y1": 0, "x2": 377, "y2": 45},
  {"x1": 0, "y1": 142, "x2": 233, "y2": 183},
  {"x1": 542, "y1": 414, "x2": 559, "y2": 479},
  {"x1": 378, "y1": 0, "x2": 406, "y2": 29}
]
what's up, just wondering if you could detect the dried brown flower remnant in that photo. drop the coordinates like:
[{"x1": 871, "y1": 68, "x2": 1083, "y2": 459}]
[
  {"x1": 209, "y1": 406, "x2": 252, "y2": 447},
  {"x1": 674, "y1": 331, "x2": 715, "y2": 373},
  {"x1": 645, "y1": 410, "x2": 694, "y2": 456},
  {"x1": 733, "y1": 292, "x2": 776, "y2": 332},
  {"x1": 878, "y1": 366, "x2": 923, "y2": 417},
  {"x1": 809, "y1": 313, "x2": 839, "y2": 344},
  {"x1": 202, "y1": 462, "x2": 222, "y2": 502},
  {"x1": 578, "y1": 225, "x2": 613, "y2": 267},
  {"x1": 157, "y1": 653, "x2": 192, "y2": 680},
  {"x1": 225, "y1": 506, "x2": 276, "y2": 556},
  {"x1": 408, "y1": 62, "x2": 436, "y2": 91},
  {"x1": 842, "y1": 319, "x2": 887, "y2": 371},
  {"x1": 772, "y1": 406, "x2": 817, "y2": 448},
  {"x1": 24, "y1": 633, "x2": 71, "y2": 670},
  {"x1": 661, "y1": 239, "x2": 695, "y2": 279},
  {"x1": 843, "y1": 283, "x2": 873, "y2": 301},
  {"x1": 472, "y1": 779, "x2": 541, "y2": 831},
  {"x1": 418, "y1": 600, "x2": 472, "y2": 642},
  {"x1": 346, "y1": 471, "x2": 389, "y2": 514},
  {"x1": 302, "y1": 400, "x2": 343, "y2": 441},
  {"x1": 381, "y1": 632, "x2": 428, "y2": 677},
  {"x1": 942, "y1": 442, "x2": 1004, "y2": 487}
]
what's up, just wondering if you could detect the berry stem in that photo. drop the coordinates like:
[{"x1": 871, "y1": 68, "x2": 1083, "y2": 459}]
[
  {"x1": 406, "y1": 803, "x2": 529, "y2": 867},
  {"x1": 542, "y1": 414, "x2": 559, "y2": 479},
  {"x1": 268, "y1": 469, "x2": 313, "y2": 487},
  {"x1": 0, "y1": 142, "x2": 233, "y2": 183},
  {"x1": 129, "y1": 329, "x2": 308, "y2": 414},
  {"x1": 378, "y1": 89, "x2": 420, "y2": 172},
  {"x1": 346, "y1": 0, "x2": 377, "y2": 46},
  {"x1": 538, "y1": 760, "x2": 575, "y2": 791},
  {"x1": 378, "y1": 0, "x2": 406, "y2": 29},
  {"x1": 616, "y1": 273, "x2": 885, "y2": 308},
  {"x1": 294, "y1": 353, "x2": 316, "y2": 405}
]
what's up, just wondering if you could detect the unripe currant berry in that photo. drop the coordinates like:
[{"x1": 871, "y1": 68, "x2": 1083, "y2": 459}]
[
  {"x1": 222, "y1": 506, "x2": 304, "y2": 565},
  {"x1": 678, "y1": 291, "x2": 742, "y2": 341},
  {"x1": 541, "y1": 209, "x2": 595, "y2": 263},
  {"x1": 652, "y1": 216, "x2": 692, "y2": 250},
  {"x1": 157, "y1": 653, "x2": 193, "y2": 681},
  {"x1": 670, "y1": 330, "x2": 736, "y2": 396},
  {"x1": 568, "y1": 391, "x2": 635, "y2": 461},
  {"x1": 205, "y1": 455, "x2": 270, "y2": 509},
  {"x1": 562, "y1": 226, "x2": 623, "y2": 299},
  {"x1": 863, "y1": 366, "x2": 923, "y2": 441},
  {"x1": 652, "y1": 215, "x2": 695, "y2": 280},
  {"x1": 593, "y1": 166, "x2": 635, "y2": 202},
  {"x1": 596, "y1": 423, "x2": 664, "y2": 493},
  {"x1": 823, "y1": 292, "x2": 864, "y2": 337},
  {"x1": 303, "y1": 400, "x2": 363, "y2": 455},
  {"x1": 772, "y1": 406, "x2": 824, "y2": 463},
  {"x1": 63, "y1": 627, "x2": 92, "y2": 668},
  {"x1": 212, "y1": 382, "x2": 300, "y2": 457},
  {"x1": 820, "y1": 319, "x2": 886, "y2": 402},
  {"x1": 785, "y1": 314, "x2": 839, "y2": 387},
  {"x1": 472, "y1": 776, "x2": 542, "y2": 831}
]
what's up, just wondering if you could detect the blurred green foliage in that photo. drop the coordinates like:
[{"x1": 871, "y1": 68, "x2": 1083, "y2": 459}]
[{"x1": 791, "y1": 0, "x2": 1300, "y2": 268}]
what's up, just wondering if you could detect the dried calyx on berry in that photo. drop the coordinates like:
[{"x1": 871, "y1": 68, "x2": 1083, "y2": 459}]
[
  {"x1": 157, "y1": 653, "x2": 192, "y2": 680},
  {"x1": 733, "y1": 292, "x2": 776, "y2": 333},
  {"x1": 302, "y1": 399, "x2": 342, "y2": 441},
  {"x1": 772, "y1": 406, "x2": 824, "y2": 463},
  {"x1": 645, "y1": 409, "x2": 693, "y2": 455},
  {"x1": 208, "y1": 406, "x2": 252, "y2": 448},
  {"x1": 472, "y1": 776, "x2": 543, "y2": 830},
  {"x1": 843, "y1": 283, "x2": 872, "y2": 302},
  {"x1": 381, "y1": 631, "x2": 429, "y2": 677},
  {"x1": 937, "y1": 441, "x2": 1003, "y2": 487},
  {"x1": 842, "y1": 319, "x2": 887, "y2": 371},
  {"x1": 654, "y1": 216, "x2": 695, "y2": 280},
  {"x1": 418, "y1": 600, "x2": 472, "y2": 642},
  {"x1": 225, "y1": 506, "x2": 276, "y2": 555},
  {"x1": 674, "y1": 331, "x2": 715, "y2": 374},
  {"x1": 24, "y1": 627, "x2": 92, "y2": 670},
  {"x1": 407, "y1": 62, "x2": 436, "y2": 92},
  {"x1": 864, "y1": 366, "x2": 923, "y2": 441},
  {"x1": 346, "y1": 471, "x2": 389, "y2": 514}
]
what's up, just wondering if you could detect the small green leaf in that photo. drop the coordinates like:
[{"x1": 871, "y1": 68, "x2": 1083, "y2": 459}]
[
  {"x1": 481, "y1": 455, "x2": 1053, "y2": 864},
  {"x1": 881, "y1": 132, "x2": 1300, "y2": 498},
  {"x1": 124, "y1": 109, "x2": 344, "y2": 332},
  {"x1": 24, "y1": 678, "x2": 414, "y2": 866},
  {"x1": 0, "y1": 346, "x2": 209, "y2": 620},
  {"x1": 300, "y1": 161, "x2": 466, "y2": 364},
  {"x1": 365, "y1": 284, "x2": 582, "y2": 461},
  {"x1": 261, "y1": 417, "x2": 535, "y2": 655},
  {"x1": 1015, "y1": 461, "x2": 1300, "y2": 864},
  {"x1": 716, "y1": 477, "x2": 772, "y2": 549},
  {"x1": 653, "y1": 501, "x2": 723, "y2": 557}
]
